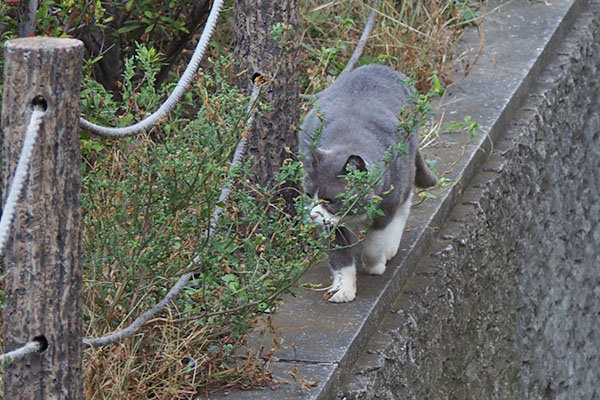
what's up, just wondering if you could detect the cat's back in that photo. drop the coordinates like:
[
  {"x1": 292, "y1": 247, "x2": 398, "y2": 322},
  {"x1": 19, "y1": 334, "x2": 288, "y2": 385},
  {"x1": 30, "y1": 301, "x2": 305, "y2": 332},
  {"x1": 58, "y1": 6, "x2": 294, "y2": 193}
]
[
  {"x1": 299, "y1": 64, "x2": 414, "y2": 154},
  {"x1": 319, "y1": 64, "x2": 411, "y2": 111}
]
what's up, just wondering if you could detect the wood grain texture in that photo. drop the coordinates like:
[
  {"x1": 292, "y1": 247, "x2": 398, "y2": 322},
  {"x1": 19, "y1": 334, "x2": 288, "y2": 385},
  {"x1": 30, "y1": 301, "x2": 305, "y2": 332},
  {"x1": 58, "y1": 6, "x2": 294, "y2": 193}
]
[
  {"x1": 233, "y1": 0, "x2": 300, "y2": 192},
  {"x1": 1, "y1": 37, "x2": 84, "y2": 400}
]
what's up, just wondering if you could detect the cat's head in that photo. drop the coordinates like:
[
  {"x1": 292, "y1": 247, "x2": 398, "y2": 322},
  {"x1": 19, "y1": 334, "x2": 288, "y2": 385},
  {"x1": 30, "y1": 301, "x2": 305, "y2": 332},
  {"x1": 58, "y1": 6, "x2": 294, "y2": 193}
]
[{"x1": 302, "y1": 148, "x2": 369, "y2": 226}]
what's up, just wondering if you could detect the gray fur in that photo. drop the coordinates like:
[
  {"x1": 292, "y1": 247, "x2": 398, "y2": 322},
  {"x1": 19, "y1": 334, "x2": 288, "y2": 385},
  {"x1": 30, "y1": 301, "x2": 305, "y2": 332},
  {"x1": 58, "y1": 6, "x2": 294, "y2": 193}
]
[{"x1": 299, "y1": 64, "x2": 437, "y2": 276}]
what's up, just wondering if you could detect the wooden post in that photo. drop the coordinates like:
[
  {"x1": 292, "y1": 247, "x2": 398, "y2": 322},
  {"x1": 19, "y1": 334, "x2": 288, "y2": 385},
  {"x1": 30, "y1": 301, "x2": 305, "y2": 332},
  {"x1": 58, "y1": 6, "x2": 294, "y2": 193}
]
[
  {"x1": 1, "y1": 37, "x2": 84, "y2": 399},
  {"x1": 233, "y1": 0, "x2": 300, "y2": 197}
]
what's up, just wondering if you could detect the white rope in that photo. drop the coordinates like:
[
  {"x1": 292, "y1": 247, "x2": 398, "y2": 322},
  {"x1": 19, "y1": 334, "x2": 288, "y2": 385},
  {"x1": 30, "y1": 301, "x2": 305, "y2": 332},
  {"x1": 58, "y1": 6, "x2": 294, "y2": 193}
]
[
  {"x1": 0, "y1": 110, "x2": 45, "y2": 363},
  {"x1": 83, "y1": 85, "x2": 260, "y2": 348},
  {"x1": 0, "y1": 90, "x2": 260, "y2": 352},
  {"x1": 209, "y1": 84, "x2": 261, "y2": 230},
  {"x1": 79, "y1": 0, "x2": 225, "y2": 138},
  {"x1": 0, "y1": 341, "x2": 42, "y2": 364},
  {"x1": 0, "y1": 109, "x2": 45, "y2": 257},
  {"x1": 83, "y1": 272, "x2": 194, "y2": 347}
]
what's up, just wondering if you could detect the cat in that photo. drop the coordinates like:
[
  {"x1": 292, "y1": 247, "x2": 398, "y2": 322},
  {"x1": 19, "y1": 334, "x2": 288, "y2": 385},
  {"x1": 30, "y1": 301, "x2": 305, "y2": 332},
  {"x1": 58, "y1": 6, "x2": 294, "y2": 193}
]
[{"x1": 299, "y1": 64, "x2": 438, "y2": 303}]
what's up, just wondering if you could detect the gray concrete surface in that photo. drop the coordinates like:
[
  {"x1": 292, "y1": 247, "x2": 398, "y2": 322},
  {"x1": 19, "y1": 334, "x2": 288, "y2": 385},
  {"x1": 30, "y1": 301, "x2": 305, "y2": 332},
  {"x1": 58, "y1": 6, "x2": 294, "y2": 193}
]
[{"x1": 208, "y1": 0, "x2": 600, "y2": 398}]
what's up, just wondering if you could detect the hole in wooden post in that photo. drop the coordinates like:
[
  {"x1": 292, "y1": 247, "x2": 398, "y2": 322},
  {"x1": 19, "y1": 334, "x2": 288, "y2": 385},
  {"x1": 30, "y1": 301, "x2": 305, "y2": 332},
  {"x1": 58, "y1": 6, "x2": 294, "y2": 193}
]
[
  {"x1": 31, "y1": 95, "x2": 48, "y2": 111},
  {"x1": 251, "y1": 72, "x2": 263, "y2": 84},
  {"x1": 33, "y1": 335, "x2": 49, "y2": 352}
]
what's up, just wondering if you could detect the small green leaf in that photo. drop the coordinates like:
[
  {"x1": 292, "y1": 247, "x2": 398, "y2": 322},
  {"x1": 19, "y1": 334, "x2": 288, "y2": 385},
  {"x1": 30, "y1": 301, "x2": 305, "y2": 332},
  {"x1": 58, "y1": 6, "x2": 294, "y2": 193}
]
[
  {"x1": 443, "y1": 120, "x2": 465, "y2": 132},
  {"x1": 117, "y1": 23, "x2": 143, "y2": 34},
  {"x1": 432, "y1": 75, "x2": 444, "y2": 96},
  {"x1": 221, "y1": 274, "x2": 236, "y2": 283}
]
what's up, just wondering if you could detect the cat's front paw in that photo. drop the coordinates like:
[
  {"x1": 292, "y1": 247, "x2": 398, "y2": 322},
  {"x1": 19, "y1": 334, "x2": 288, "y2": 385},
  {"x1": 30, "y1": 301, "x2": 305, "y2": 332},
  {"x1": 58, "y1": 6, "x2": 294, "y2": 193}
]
[
  {"x1": 326, "y1": 285, "x2": 356, "y2": 303},
  {"x1": 326, "y1": 265, "x2": 357, "y2": 303}
]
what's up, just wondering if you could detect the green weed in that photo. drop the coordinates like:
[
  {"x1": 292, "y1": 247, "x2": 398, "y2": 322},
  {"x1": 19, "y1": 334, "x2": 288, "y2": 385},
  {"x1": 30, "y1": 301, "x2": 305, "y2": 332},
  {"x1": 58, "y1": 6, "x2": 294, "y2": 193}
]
[{"x1": 79, "y1": 52, "x2": 328, "y2": 397}]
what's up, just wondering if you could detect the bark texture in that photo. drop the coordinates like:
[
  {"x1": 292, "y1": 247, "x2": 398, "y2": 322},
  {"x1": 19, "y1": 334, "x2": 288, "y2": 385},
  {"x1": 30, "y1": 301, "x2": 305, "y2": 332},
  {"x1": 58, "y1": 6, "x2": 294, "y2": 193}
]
[
  {"x1": 233, "y1": 0, "x2": 300, "y2": 190},
  {"x1": 1, "y1": 37, "x2": 84, "y2": 400}
]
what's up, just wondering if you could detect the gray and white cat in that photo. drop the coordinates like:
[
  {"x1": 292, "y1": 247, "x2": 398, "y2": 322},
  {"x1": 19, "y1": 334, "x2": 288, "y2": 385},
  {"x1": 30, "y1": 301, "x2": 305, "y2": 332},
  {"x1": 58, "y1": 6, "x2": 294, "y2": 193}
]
[{"x1": 299, "y1": 64, "x2": 438, "y2": 303}]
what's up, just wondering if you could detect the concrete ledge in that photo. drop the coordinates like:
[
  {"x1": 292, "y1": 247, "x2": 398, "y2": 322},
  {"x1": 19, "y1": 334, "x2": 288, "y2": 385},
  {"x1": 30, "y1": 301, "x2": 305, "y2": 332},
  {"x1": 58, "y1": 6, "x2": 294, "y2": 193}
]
[
  {"x1": 341, "y1": 2, "x2": 600, "y2": 397},
  {"x1": 210, "y1": 0, "x2": 599, "y2": 398}
]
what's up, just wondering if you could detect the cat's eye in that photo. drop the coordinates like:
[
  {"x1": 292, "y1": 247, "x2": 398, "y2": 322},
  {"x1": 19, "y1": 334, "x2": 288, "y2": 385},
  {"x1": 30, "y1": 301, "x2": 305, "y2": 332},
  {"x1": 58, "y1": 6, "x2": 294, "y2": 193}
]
[{"x1": 321, "y1": 198, "x2": 340, "y2": 213}]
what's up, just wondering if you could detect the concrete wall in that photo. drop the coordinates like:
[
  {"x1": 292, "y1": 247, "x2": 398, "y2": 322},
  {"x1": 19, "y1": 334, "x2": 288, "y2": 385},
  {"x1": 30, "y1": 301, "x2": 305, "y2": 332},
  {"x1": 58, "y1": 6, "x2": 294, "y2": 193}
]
[{"x1": 341, "y1": 6, "x2": 600, "y2": 400}]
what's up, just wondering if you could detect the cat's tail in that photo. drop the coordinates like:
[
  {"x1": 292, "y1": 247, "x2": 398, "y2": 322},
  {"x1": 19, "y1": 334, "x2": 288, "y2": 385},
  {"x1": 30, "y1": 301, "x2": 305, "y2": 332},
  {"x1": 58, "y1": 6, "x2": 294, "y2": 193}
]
[{"x1": 414, "y1": 149, "x2": 438, "y2": 188}]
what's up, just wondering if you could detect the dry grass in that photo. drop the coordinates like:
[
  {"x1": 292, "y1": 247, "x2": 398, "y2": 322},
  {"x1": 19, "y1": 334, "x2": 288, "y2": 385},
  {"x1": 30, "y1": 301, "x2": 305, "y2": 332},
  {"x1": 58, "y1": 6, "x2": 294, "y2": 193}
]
[
  {"x1": 84, "y1": 312, "x2": 274, "y2": 398},
  {"x1": 299, "y1": 0, "x2": 485, "y2": 95}
]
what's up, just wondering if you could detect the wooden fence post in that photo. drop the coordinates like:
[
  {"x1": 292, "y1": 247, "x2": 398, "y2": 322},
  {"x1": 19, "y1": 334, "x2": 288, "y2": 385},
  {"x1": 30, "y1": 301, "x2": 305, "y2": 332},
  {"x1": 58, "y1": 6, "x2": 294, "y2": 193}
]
[
  {"x1": 233, "y1": 0, "x2": 300, "y2": 199},
  {"x1": 1, "y1": 37, "x2": 84, "y2": 399}
]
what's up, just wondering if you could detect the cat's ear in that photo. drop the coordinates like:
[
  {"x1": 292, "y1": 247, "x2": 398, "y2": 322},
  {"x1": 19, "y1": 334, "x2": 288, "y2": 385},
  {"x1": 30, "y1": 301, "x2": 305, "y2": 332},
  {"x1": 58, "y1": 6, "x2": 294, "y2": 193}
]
[{"x1": 342, "y1": 155, "x2": 368, "y2": 174}]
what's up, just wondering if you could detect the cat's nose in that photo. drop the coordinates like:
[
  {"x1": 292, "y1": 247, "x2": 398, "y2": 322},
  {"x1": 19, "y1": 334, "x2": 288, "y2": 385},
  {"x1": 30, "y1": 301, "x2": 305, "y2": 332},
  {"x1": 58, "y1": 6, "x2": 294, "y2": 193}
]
[{"x1": 310, "y1": 213, "x2": 318, "y2": 221}]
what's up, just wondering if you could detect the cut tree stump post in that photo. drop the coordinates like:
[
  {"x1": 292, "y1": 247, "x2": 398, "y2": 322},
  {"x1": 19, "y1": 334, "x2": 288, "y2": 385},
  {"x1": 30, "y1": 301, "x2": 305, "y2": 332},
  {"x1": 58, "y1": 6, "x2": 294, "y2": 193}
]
[
  {"x1": 1, "y1": 37, "x2": 84, "y2": 399},
  {"x1": 233, "y1": 0, "x2": 300, "y2": 204}
]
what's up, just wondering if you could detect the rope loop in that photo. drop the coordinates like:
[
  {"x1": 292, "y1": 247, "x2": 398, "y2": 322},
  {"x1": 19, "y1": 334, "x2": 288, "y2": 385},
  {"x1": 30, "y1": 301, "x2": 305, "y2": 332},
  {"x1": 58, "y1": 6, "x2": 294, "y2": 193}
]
[
  {"x1": 80, "y1": 0, "x2": 382, "y2": 347},
  {"x1": 79, "y1": 0, "x2": 225, "y2": 138},
  {"x1": 83, "y1": 84, "x2": 261, "y2": 347}
]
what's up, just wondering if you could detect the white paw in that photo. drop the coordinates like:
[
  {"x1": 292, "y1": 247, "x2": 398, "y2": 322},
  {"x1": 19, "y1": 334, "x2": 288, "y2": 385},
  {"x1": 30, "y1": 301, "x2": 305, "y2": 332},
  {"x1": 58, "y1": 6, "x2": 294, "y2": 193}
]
[
  {"x1": 326, "y1": 265, "x2": 356, "y2": 303},
  {"x1": 363, "y1": 262, "x2": 386, "y2": 275},
  {"x1": 326, "y1": 285, "x2": 356, "y2": 303}
]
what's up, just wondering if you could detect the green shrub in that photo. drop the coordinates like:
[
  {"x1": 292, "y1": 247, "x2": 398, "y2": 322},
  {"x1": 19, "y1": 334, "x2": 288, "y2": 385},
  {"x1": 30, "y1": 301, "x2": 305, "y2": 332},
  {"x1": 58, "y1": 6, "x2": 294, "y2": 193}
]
[{"x1": 78, "y1": 50, "x2": 327, "y2": 396}]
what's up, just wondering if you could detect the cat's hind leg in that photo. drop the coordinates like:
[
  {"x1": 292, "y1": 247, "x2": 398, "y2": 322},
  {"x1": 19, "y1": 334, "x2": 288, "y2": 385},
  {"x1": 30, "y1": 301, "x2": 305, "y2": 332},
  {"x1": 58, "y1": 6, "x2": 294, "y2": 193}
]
[
  {"x1": 361, "y1": 192, "x2": 413, "y2": 275},
  {"x1": 383, "y1": 191, "x2": 412, "y2": 260},
  {"x1": 361, "y1": 230, "x2": 388, "y2": 275}
]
